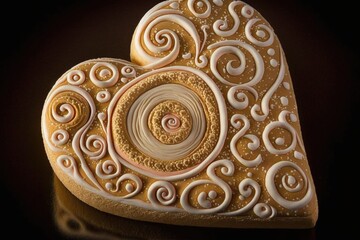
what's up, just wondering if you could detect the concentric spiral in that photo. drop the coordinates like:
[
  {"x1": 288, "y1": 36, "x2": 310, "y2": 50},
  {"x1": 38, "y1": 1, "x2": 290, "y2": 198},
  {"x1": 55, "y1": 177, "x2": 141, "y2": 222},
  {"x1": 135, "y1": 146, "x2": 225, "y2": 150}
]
[
  {"x1": 108, "y1": 68, "x2": 227, "y2": 178},
  {"x1": 48, "y1": 91, "x2": 90, "y2": 129}
]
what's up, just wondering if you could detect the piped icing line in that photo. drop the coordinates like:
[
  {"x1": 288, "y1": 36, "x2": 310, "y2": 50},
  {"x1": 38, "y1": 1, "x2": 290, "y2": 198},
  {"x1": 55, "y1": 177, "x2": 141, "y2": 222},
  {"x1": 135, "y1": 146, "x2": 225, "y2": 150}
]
[
  {"x1": 220, "y1": 178, "x2": 260, "y2": 215},
  {"x1": 148, "y1": 181, "x2": 177, "y2": 209},
  {"x1": 245, "y1": 19, "x2": 275, "y2": 47},
  {"x1": 262, "y1": 110, "x2": 300, "y2": 155},
  {"x1": 180, "y1": 159, "x2": 233, "y2": 214},
  {"x1": 106, "y1": 66, "x2": 228, "y2": 181},
  {"x1": 42, "y1": 85, "x2": 103, "y2": 190},
  {"x1": 213, "y1": 1, "x2": 242, "y2": 37},
  {"x1": 253, "y1": 203, "x2": 277, "y2": 219},
  {"x1": 265, "y1": 161, "x2": 313, "y2": 210},
  {"x1": 132, "y1": 1, "x2": 208, "y2": 69},
  {"x1": 208, "y1": 40, "x2": 264, "y2": 88},
  {"x1": 188, "y1": 0, "x2": 211, "y2": 18},
  {"x1": 251, "y1": 51, "x2": 285, "y2": 122},
  {"x1": 126, "y1": 84, "x2": 206, "y2": 161},
  {"x1": 230, "y1": 114, "x2": 262, "y2": 167}
]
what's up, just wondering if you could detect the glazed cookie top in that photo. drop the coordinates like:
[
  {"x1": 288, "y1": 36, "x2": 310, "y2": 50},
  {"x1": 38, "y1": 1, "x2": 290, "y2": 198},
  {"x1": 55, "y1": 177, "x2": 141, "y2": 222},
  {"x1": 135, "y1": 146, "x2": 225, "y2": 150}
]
[{"x1": 42, "y1": 0, "x2": 317, "y2": 220}]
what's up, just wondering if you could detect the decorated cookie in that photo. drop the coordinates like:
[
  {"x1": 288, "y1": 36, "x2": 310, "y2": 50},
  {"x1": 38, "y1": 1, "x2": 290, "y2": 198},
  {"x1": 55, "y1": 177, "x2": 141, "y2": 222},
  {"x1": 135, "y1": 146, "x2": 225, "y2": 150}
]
[{"x1": 42, "y1": 0, "x2": 318, "y2": 228}]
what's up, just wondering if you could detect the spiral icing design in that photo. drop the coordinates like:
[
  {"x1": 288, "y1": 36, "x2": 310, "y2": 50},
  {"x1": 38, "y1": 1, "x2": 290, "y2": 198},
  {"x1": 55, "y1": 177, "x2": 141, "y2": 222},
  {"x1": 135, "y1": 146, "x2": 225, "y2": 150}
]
[{"x1": 108, "y1": 68, "x2": 227, "y2": 178}]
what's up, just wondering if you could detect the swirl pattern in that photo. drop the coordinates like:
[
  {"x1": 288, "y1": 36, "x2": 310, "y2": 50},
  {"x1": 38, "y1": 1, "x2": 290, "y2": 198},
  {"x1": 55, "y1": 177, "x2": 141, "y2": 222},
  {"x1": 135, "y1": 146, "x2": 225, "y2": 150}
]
[
  {"x1": 42, "y1": 0, "x2": 317, "y2": 225},
  {"x1": 108, "y1": 67, "x2": 227, "y2": 179},
  {"x1": 265, "y1": 161, "x2": 313, "y2": 210}
]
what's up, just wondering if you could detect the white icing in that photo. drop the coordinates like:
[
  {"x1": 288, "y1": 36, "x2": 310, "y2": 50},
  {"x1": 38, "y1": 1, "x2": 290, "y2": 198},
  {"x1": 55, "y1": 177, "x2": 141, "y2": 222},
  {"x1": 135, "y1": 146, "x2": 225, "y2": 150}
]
[
  {"x1": 280, "y1": 96, "x2": 289, "y2": 106},
  {"x1": 198, "y1": 192, "x2": 212, "y2": 209},
  {"x1": 265, "y1": 161, "x2": 313, "y2": 210},
  {"x1": 148, "y1": 181, "x2": 176, "y2": 207},
  {"x1": 213, "y1": 1, "x2": 241, "y2": 37},
  {"x1": 97, "y1": 112, "x2": 106, "y2": 132},
  {"x1": 132, "y1": 2, "x2": 206, "y2": 69},
  {"x1": 241, "y1": 5, "x2": 254, "y2": 18},
  {"x1": 127, "y1": 84, "x2": 206, "y2": 161},
  {"x1": 267, "y1": 48, "x2": 275, "y2": 56},
  {"x1": 169, "y1": 2, "x2": 179, "y2": 9},
  {"x1": 221, "y1": 178, "x2": 261, "y2": 216},
  {"x1": 80, "y1": 135, "x2": 107, "y2": 161},
  {"x1": 106, "y1": 173, "x2": 142, "y2": 198},
  {"x1": 89, "y1": 62, "x2": 119, "y2": 88},
  {"x1": 51, "y1": 130, "x2": 69, "y2": 146},
  {"x1": 57, "y1": 155, "x2": 82, "y2": 181},
  {"x1": 275, "y1": 137, "x2": 285, "y2": 146},
  {"x1": 283, "y1": 82, "x2": 291, "y2": 90},
  {"x1": 262, "y1": 111, "x2": 297, "y2": 155},
  {"x1": 67, "y1": 70, "x2": 86, "y2": 85},
  {"x1": 208, "y1": 190, "x2": 217, "y2": 199},
  {"x1": 253, "y1": 203, "x2": 276, "y2": 219},
  {"x1": 121, "y1": 66, "x2": 136, "y2": 78},
  {"x1": 251, "y1": 52, "x2": 285, "y2": 121},
  {"x1": 182, "y1": 52, "x2": 192, "y2": 59},
  {"x1": 245, "y1": 19, "x2": 274, "y2": 47},
  {"x1": 125, "y1": 183, "x2": 134, "y2": 193},
  {"x1": 256, "y1": 30, "x2": 266, "y2": 38},
  {"x1": 227, "y1": 85, "x2": 258, "y2": 110},
  {"x1": 180, "y1": 160, "x2": 233, "y2": 214},
  {"x1": 212, "y1": 0, "x2": 223, "y2": 7},
  {"x1": 230, "y1": 114, "x2": 262, "y2": 167},
  {"x1": 294, "y1": 151, "x2": 304, "y2": 160},
  {"x1": 270, "y1": 59, "x2": 278, "y2": 67},
  {"x1": 161, "y1": 114, "x2": 181, "y2": 133},
  {"x1": 52, "y1": 103, "x2": 75, "y2": 123},
  {"x1": 96, "y1": 91, "x2": 111, "y2": 103},
  {"x1": 188, "y1": 0, "x2": 211, "y2": 18},
  {"x1": 290, "y1": 113, "x2": 298, "y2": 122},
  {"x1": 107, "y1": 66, "x2": 227, "y2": 181},
  {"x1": 96, "y1": 159, "x2": 121, "y2": 180},
  {"x1": 208, "y1": 40, "x2": 264, "y2": 88},
  {"x1": 282, "y1": 175, "x2": 302, "y2": 192}
]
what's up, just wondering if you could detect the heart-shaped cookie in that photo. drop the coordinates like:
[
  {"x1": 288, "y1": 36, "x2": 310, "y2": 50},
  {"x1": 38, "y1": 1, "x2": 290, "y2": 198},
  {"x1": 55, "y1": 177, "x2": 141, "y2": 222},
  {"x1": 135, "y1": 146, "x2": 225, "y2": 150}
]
[{"x1": 42, "y1": 0, "x2": 318, "y2": 228}]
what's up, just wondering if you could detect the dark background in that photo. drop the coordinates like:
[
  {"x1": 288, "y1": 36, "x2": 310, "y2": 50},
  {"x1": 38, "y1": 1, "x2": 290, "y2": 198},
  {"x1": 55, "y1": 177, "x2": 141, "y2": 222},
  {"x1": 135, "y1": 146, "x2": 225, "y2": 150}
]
[{"x1": 1, "y1": 0, "x2": 358, "y2": 239}]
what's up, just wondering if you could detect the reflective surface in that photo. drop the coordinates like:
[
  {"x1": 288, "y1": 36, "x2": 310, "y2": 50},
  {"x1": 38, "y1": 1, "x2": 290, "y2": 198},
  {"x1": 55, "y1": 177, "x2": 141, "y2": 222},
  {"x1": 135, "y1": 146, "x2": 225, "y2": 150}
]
[{"x1": 1, "y1": 0, "x2": 357, "y2": 238}]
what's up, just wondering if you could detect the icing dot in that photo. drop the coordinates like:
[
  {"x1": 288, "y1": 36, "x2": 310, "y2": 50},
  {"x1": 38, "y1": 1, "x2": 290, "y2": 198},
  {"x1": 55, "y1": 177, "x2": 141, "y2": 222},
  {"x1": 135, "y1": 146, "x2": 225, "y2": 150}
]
[
  {"x1": 208, "y1": 190, "x2": 217, "y2": 199},
  {"x1": 241, "y1": 5, "x2": 254, "y2": 18},
  {"x1": 280, "y1": 96, "x2": 289, "y2": 106},
  {"x1": 98, "y1": 112, "x2": 106, "y2": 121},
  {"x1": 287, "y1": 176, "x2": 296, "y2": 186},
  {"x1": 283, "y1": 82, "x2": 291, "y2": 90},
  {"x1": 170, "y1": 2, "x2": 179, "y2": 9},
  {"x1": 275, "y1": 138, "x2": 285, "y2": 146},
  {"x1": 99, "y1": 69, "x2": 111, "y2": 78},
  {"x1": 121, "y1": 77, "x2": 128, "y2": 83},
  {"x1": 294, "y1": 151, "x2": 304, "y2": 160},
  {"x1": 290, "y1": 114, "x2": 298, "y2": 122},
  {"x1": 182, "y1": 53, "x2": 192, "y2": 59},
  {"x1": 105, "y1": 183, "x2": 113, "y2": 190},
  {"x1": 125, "y1": 183, "x2": 134, "y2": 193},
  {"x1": 197, "y1": 1, "x2": 204, "y2": 7},
  {"x1": 256, "y1": 30, "x2": 266, "y2": 38},
  {"x1": 96, "y1": 91, "x2": 111, "y2": 103},
  {"x1": 247, "y1": 172, "x2": 253, "y2": 178},
  {"x1": 270, "y1": 59, "x2": 278, "y2": 67},
  {"x1": 267, "y1": 48, "x2": 275, "y2": 56},
  {"x1": 73, "y1": 75, "x2": 80, "y2": 81},
  {"x1": 239, "y1": 195, "x2": 245, "y2": 201}
]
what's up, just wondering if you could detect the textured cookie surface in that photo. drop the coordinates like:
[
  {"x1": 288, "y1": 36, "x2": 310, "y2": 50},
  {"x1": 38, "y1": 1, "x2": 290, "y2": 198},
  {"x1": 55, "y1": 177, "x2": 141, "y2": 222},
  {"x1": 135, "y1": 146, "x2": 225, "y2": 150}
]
[{"x1": 42, "y1": 0, "x2": 318, "y2": 228}]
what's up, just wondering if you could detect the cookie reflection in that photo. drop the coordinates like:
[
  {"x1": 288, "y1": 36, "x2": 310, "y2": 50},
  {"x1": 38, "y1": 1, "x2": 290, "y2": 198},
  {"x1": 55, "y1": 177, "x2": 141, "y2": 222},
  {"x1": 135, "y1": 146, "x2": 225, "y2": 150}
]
[
  {"x1": 53, "y1": 175, "x2": 203, "y2": 240},
  {"x1": 53, "y1": 175, "x2": 316, "y2": 239}
]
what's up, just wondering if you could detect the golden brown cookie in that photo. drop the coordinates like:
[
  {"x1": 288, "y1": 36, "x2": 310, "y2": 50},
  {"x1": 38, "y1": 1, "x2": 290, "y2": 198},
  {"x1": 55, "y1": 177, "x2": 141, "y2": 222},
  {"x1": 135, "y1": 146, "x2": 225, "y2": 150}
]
[{"x1": 42, "y1": 0, "x2": 318, "y2": 228}]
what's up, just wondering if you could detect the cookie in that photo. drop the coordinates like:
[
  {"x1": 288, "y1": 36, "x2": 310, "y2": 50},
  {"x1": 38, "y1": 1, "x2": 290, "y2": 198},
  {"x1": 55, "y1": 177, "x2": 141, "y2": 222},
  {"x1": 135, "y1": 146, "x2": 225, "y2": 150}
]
[{"x1": 42, "y1": 0, "x2": 318, "y2": 228}]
